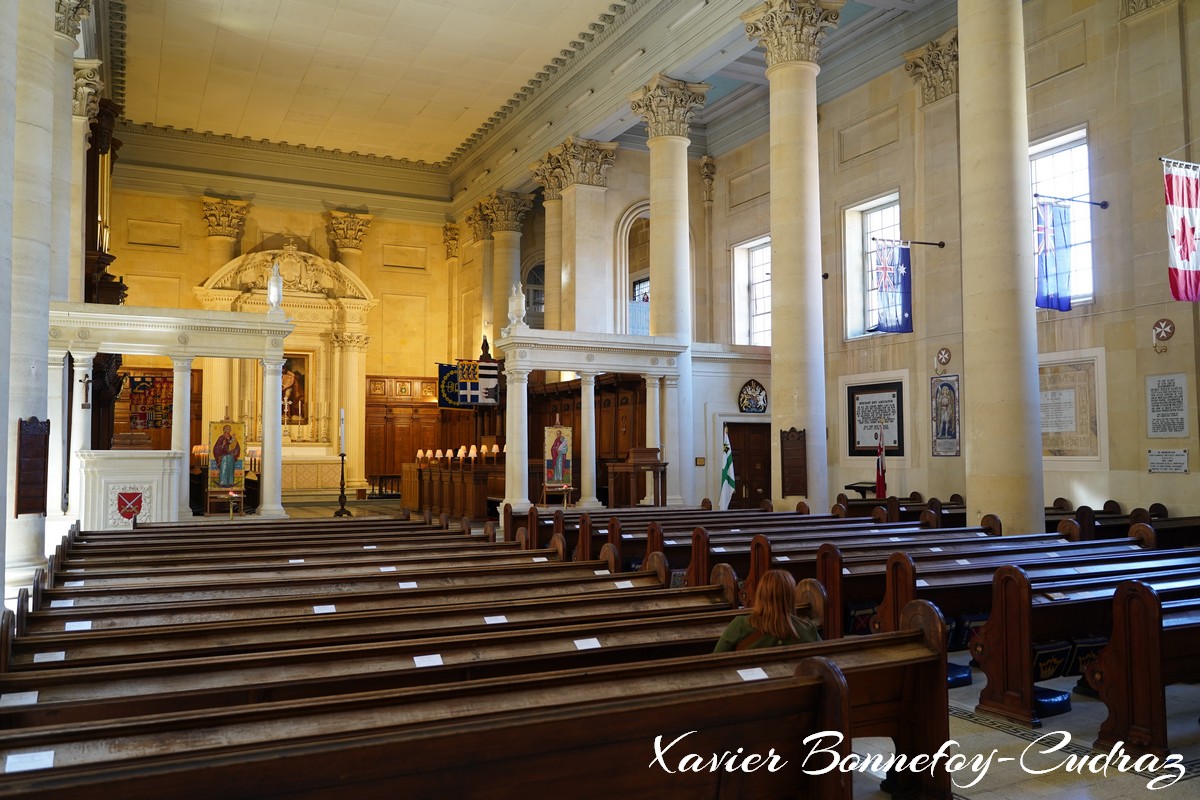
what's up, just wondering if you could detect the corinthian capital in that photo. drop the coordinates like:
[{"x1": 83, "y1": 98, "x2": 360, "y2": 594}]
[
  {"x1": 1122, "y1": 0, "x2": 1170, "y2": 17},
  {"x1": 554, "y1": 137, "x2": 618, "y2": 189},
  {"x1": 73, "y1": 58, "x2": 103, "y2": 119},
  {"x1": 530, "y1": 159, "x2": 566, "y2": 201},
  {"x1": 56, "y1": 1, "x2": 91, "y2": 39},
  {"x1": 465, "y1": 204, "x2": 492, "y2": 241},
  {"x1": 443, "y1": 224, "x2": 460, "y2": 259},
  {"x1": 628, "y1": 74, "x2": 709, "y2": 139},
  {"x1": 332, "y1": 332, "x2": 371, "y2": 350},
  {"x1": 201, "y1": 196, "x2": 250, "y2": 239},
  {"x1": 699, "y1": 156, "x2": 716, "y2": 204},
  {"x1": 483, "y1": 190, "x2": 535, "y2": 233},
  {"x1": 327, "y1": 210, "x2": 373, "y2": 250},
  {"x1": 904, "y1": 28, "x2": 958, "y2": 106},
  {"x1": 741, "y1": 0, "x2": 844, "y2": 68}
]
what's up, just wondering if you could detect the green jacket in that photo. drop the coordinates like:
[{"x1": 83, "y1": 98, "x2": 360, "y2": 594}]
[{"x1": 713, "y1": 614, "x2": 821, "y2": 653}]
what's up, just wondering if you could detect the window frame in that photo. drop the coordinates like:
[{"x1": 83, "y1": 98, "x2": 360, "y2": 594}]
[
  {"x1": 1029, "y1": 127, "x2": 1094, "y2": 306},
  {"x1": 844, "y1": 192, "x2": 901, "y2": 339},
  {"x1": 731, "y1": 234, "x2": 771, "y2": 346}
]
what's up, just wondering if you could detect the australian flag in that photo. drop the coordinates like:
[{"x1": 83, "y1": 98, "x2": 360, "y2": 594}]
[
  {"x1": 1035, "y1": 202, "x2": 1072, "y2": 311},
  {"x1": 874, "y1": 242, "x2": 913, "y2": 333}
]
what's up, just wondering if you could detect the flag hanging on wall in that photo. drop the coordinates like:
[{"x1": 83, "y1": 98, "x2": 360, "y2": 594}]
[
  {"x1": 1164, "y1": 159, "x2": 1200, "y2": 301},
  {"x1": 1035, "y1": 202, "x2": 1073, "y2": 310},
  {"x1": 457, "y1": 360, "x2": 481, "y2": 405},
  {"x1": 477, "y1": 361, "x2": 500, "y2": 405},
  {"x1": 718, "y1": 427, "x2": 736, "y2": 510},
  {"x1": 874, "y1": 242, "x2": 913, "y2": 333},
  {"x1": 875, "y1": 420, "x2": 887, "y2": 499},
  {"x1": 437, "y1": 363, "x2": 464, "y2": 408}
]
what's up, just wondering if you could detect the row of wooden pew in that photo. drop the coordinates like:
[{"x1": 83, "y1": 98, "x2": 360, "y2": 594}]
[{"x1": 0, "y1": 512, "x2": 954, "y2": 799}]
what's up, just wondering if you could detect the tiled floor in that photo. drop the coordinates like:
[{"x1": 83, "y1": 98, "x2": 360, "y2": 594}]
[{"x1": 852, "y1": 668, "x2": 1200, "y2": 799}]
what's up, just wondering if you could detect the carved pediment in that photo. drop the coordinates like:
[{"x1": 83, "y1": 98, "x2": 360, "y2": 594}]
[{"x1": 200, "y1": 245, "x2": 373, "y2": 302}]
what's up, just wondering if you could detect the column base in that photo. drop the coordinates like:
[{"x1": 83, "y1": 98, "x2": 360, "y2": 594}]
[
  {"x1": 256, "y1": 504, "x2": 289, "y2": 519},
  {"x1": 575, "y1": 497, "x2": 603, "y2": 510},
  {"x1": 5, "y1": 558, "x2": 47, "y2": 603},
  {"x1": 503, "y1": 497, "x2": 532, "y2": 515}
]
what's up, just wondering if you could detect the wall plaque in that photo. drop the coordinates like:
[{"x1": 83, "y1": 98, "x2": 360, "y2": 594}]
[
  {"x1": 779, "y1": 427, "x2": 808, "y2": 497},
  {"x1": 1147, "y1": 449, "x2": 1188, "y2": 473},
  {"x1": 1146, "y1": 373, "x2": 1188, "y2": 439}
]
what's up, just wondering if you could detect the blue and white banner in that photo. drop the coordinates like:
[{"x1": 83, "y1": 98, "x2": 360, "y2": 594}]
[{"x1": 875, "y1": 242, "x2": 913, "y2": 333}]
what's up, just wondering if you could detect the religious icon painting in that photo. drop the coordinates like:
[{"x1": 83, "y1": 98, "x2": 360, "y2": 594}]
[
  {"x1": 544, "y1": 426, "x2": 573, "y2": 487},
  {"x1": 931, "y1": 375, "x2": 961, "y2": 457},
  {"x1": 281, "y1": 353, "x2": 310, "y2": 424},
  {"x1": 208, "y1": 420, "x2": 246, "y2": 492}
]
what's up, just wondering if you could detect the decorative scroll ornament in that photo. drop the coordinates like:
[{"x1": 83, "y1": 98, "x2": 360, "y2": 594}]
[
  {"x1": 55, "y1": 1, "x2": 91, "y2": 38},
  {"x1": 443, "y1": 224, "x2": 460, "y2": 259},
  {"x1": 215, "y1": 240, "x2": 369, "y2": 300},
  {"x1": 327, "y1": 210, "x2": 373, "y2": 250},
  {"x1": 201, "y1": 196, "x2": 250, "y2": 239},
  {"x1": 73, "y1": 59, "x2": 103, "y2": 119},
  {"x1": 741, "y1": 0, "x2": 844, "y2": 68},
  {"x1": 483, "y1": 190, "x2": 535, "y2": 233},
  {"x1": 628, "y1": 74, "x2": 709, "y2": 139},
  {"x1": 700, "y1": 156, "x2": 716, "y2": 204},
  {"x1": 904, "y1": 28, "x2": 958, "y2": 106},
  {"x1": 1122, "y1": 0, "x2": 1170, "y2": 18}
]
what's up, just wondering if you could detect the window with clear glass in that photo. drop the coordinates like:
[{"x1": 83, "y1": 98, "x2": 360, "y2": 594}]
[
  {"x1": 1030, "y1": 129, "x2": 1093, "y2": 303},
  {"x1": 844, "y1": 193, "x2": 900, "y2": 338},
  {"x1": 732, "y1": 236, "x2": 771, "y2": 345}
]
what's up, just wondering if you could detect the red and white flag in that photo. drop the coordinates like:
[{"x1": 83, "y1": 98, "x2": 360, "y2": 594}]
[
  {"x1": 874, "y1": 420, "x2": 886, "y2": 499},
  {"x1": 1164, "y1": 159, "x2": 1200, "y2": 301}
]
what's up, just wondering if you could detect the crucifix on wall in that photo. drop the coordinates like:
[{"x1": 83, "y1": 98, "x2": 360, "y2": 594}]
[{"x1": 79, "y1": 375, "x2": 92, "y2": 409}]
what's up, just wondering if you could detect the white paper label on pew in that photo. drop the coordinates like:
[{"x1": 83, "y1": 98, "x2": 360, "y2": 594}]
[
  {"x1": 484, "y1": 615, "x2": 508, "y2": 625},
  {"x1": 916, "y1": 579, "x2": 930, "y2": 587},
  {"x1": 574, "y1": 637, "x2": 601, "y2": 650},
  {"x1": 0, "y1": 691, "x2": 38, "y2": 707},
  {"x1": 714, "y1": 547, "x2": 727, "y2": 553},
  {"x1": 1128, "y1": 545, "x2": 1140, "y2": 550},
  {"x1": 889, "y1": 537, "x2": 901, "y2": 542},
  {"x1": 976, "y1": 532, "x2": 988, "y2": 537},
  {"x1": 956, "y1": 559, "x2": 971, "y2": 565},
  {"x1": 49, "y1": 599, "x2": 74, "y2": 608},
  {"x1": 64, "y1": 581, "x2": 83, "y2": 587},
  {"x1": 5, "y1": 751, "x2": 54, "y2": 774},
  {"x1": 730, "y1": 528, "x2": 741, "y2": 532},
  {"x1": 738, "y1": 667, "x2": 769, "y2": 682},
  {"x1": 1047, "y1": 553, "x2": 1060, "y2": 558},
  {"x1": 597, "y1": 528, "x2": 607, "y2": 533},
  {"x1": 929, "y1": 547, "x2": 943, "y2": 552},
  {"x1": 64, "y1": 620, "x2": 91, "y2": 631},
  {"x1": 413, "y1": 654, "x2": 443, "y2": 667},
  {"x1": 532, "y1": 557, "x2": 548, "y2": 562},
  {"x1": 622, "y1": 534, "x2": 632, "y2": 539},
  {"x1": 665, "y1": 540, "x2": 678, "y2": 545},
  {"x1": 33, "y1": 652, "x2": 65, "y2": 663},
  {"x1": 397, "y1": 581, "x2": 419, "y2": 589},
  {"x1": 363, "y1": 545, "x2": 377, "y2": 550},
  {"x1": 594, "y1": 570, "x2": 610, "y2": 575},
  {"x1": 313, "y1": 605, "x2": 336, "y2": 614},
  {"x1": 289, "y1": 559, "x2": 305, "y2": 564},
  {"x1": 842, "y1": 568, "x2": 850, "y2": 575},
  {"x1": 379, "y1": 566, "x2": 397, "y2": 573},
  {"x1": 778, "y1": 556, "x2": 791, "y2": 561},
  {"x1": 614, "y1": 580, "x2": 634, "y2": 588}
]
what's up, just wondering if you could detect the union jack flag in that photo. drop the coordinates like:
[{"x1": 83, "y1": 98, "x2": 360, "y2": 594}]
[{"x1": 1035, "y1": 202, "x2": 1072, "y2": 311}]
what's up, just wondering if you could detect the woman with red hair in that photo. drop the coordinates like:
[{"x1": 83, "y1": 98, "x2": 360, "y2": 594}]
[{"x1": 713, "y1": 569, "x2": 820, "y2": 652}]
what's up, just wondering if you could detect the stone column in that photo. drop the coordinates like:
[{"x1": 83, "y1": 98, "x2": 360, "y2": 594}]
[
  {"x1": 7, "y1": 0, "x2": 58, "y2": 589},
  {"x1": 328, "y1": 210, "x2": 372, "y2": 275},
  {"x1": 577, "y1": 371, "x2": 601, "y2": 508},
  {"x1": 202, "y1": 196, "x2": 249, "y2": 272},
  {"x1": 548, "y1": 138, "x2": 618, "y2": 333},
  {"x1": 336, "y1": 332, "x2": 370, "y2": 491},
  {"x1": 443, "y1": 224, "x2": 461, "y2": 353},
  {"x1": 529, "y1": 157, "x2": 564, "y2": 333},
  {"x1": 629, "y1": 75, "x2": 707, "y2": 506},
  {"x1": 171, "y1": 357, "x2": 194, "y2": 520},
  {"x1": 660, "y1": 374, "x2": 682, "y2": 504},
  {"x1": 957, "y1": 0, "x2": 1043, "y2": 533},
  {"x1": 698, "y1": 156, "x2": 716, "y2": 338},
  {"x1": 466, "y1": 204, "x2": 494, "y2": 342},
  {"x1": 743, "y1": 0, "x2": 843, "y2": 512},
  {"x1": 258, "y1": 357, "x2": 286, "y2": 518},
  {"x1": 642, "y1": 373, "x2": 662, "y2": 504},
  {"x1": 50, "y1": 4, "x2": 87, "y2": 302},
  {"x1": 0, "y1": 0, "x2": 16, "y2": 590},
  {"x1": 485, "y1": 191, "x2": 534, "y2": 342},
  {"x1": 64, "y1": 351, "x2": 95, "y2": 525},
  {"x1": 502, "y1": 365, "x2": 531, "y2": 514},
  {"x1": 71, "y1": 59, "x2": 102, "y2": 303}
]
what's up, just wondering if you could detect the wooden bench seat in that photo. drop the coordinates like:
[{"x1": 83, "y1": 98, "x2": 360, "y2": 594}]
[
  {"x1": 1129, "y1": 517, "x2": 1200, "y2": 550},
  {"x1": 1088, "y1": 580, "x2": 1200, "y2": 757},
  {"x1": 0, "y1": 601, "x2": 950, "y2": 800},
  {"x1": 973, "y1": 561, "x2": 1200, "y2": 726},
  {"x1": 3, "y1": 575, "x2": 741, "y2": 672}
]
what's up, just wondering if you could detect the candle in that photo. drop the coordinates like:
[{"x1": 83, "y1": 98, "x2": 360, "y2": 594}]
[{"x1": 339, "y1": 408, "x2": 345, "y2": 453}]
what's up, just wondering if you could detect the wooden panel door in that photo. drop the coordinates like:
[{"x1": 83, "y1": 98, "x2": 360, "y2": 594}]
[{"x1": 727, "y1": 422, "x2": 770, "y2": 510}]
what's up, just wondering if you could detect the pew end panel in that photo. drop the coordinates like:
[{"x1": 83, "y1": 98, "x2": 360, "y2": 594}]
[
  {"x1": 710, "y1": 562, "x2": 740, "y2": 609},
  {"x1": 14, "y1": 589, "x2": 28, "y2": 638},
  {"x1": 641, "y1": 550, "x2": 670, "y2": 587},
  {"x1": 795, "y1": 578, "x2": 827, "y2": 637},
  {"x1": 597, "y1": 543, "x2": 618, "y2": 576},
  {"x1": 795, "y1": 500, "x2": 810, "y2": 514},
  {"x1": 973, "y1": 565, "x2": 1041, "y2": 727},
  {"x1": 814, "y1": 543, "x2": 845, "y2": 640},
  {"x1": 0, "y1": 609, "x2": 12, "y2": 673},
  {"x1": 684, "y1": 528, "x2": 709, "y2": 589},
  {"x1": 1056, "y1": 518, "x2": 1082, "y2": 541},
  {"x1": 981, "y1": 514, "x2": 1002, "y2": 536},
  {"x1": 547, "y1": 532, "x2": 566, "y2": 563},
  {"x1": 1149, "y1": 502, "x2": 1169, "y2": 519}
]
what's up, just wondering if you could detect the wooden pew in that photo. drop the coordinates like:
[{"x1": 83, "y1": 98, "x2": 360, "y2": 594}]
[
  {"x1": 1087, "y1": 580, "x2": 1200, "y2": 758},
  {"x1": 972, "y1": 561, "x2": 1200, "y2": 727},
  {"x1": 1129, "y1": 517, "x2": 1200, "y2": 550},
  {"x1": 0, "y1": 601, "x2": 951, "y2": 800}
]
